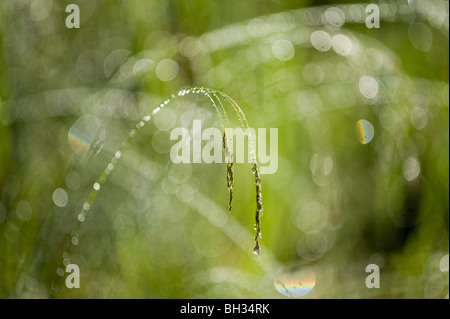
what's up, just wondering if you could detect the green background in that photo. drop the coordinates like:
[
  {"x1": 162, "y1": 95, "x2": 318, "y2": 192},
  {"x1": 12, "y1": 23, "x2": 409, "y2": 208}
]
[{"x1": 0, "y1": 0, "x2": 448, "y2": 298}]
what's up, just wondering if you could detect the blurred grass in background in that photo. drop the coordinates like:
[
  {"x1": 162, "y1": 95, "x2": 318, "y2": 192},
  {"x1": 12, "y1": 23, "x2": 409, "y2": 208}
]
[{"x1": 0, "y1": 0, "x2": 448, "y2": 298}]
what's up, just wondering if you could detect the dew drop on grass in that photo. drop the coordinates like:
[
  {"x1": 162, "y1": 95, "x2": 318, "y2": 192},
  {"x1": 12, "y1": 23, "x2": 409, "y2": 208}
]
[
  {"x1": 355, "y1": 119, "x2": 375, "y2": 144},
  {"x1": 63, "y1": 258, "x2": 70, "y2": 267},
  {"x1": 156, "y1": 59, "x2": 179, "y2": 81},
  {"x1": 52, "y1": 188, "x2": 68, "y2": 208},
  {"x1": 30, "y1": 0, "x2": 53, "y2": 22},
  {"x1": 154, "y1": 108, "x2": 177, "y2": 130},
  {"x1": 359, "y1": 75, "x2": 378, "y2": 99},
  {"x1": 272, "y1": 39, "x2": 295, "y2": 61},
  {"x1": 364, "y1": 48, "x2": 384, "y2": 71},
  {"x1": 82, "y1": 202, "x2": 90, "y2": 211},
  {"x1": 324, "y1": 7, "x2": 346, "y2": 28},
  {"x1": 403, "y1": 157, "x2": 420, "y2": 182},
  {"x1": 274, "y1": 268, "x2": 316, "y2": 298},
  {"x1": 296, "y1": 201, "x2": 327, "y2": 233},
  {"x1": 65, "y1": 171, "x2": 81, "y2": 190},
  {"x1": 132, "y1": 58, "x2": 154, "y2": 76},
  {"x1": 410, "y1": 106, "x2": 428, "y2": 130},
  {"x1": 78, "y1": 213, "x2": 85, "y2": 222},
  {"x1": 56, "y1": 268, "x2": 65, "y2": 277},
  {"x1": 71, "y1": 236, "x2": 79, "y2": 246},
  {"x1": 297, "y1": 231, "x2": 328, "y2": 261},
  {"x1": 88, "y1": 128, "x2": 105, "y2": 158},
  {"x1": 68, "y1": 115, "x2": 105, "y2": 158},
  {"x1": 302, "y1": 63, "x2": 324, "y2": 86},
  {"x1": 331, "y1": 34, "x2": 352, "y2": 56},
  {"x1": 310, "y1": 30, "x2": 332, "y2": 52},
  {"x1": 16, "y1": 200, "x2": 32, "y2": 221}
]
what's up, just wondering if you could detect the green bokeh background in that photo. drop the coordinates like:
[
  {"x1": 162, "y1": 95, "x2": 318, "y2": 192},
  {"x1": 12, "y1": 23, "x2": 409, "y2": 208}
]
[{"x1": 0, "y1": 0, "x2": 448, "y2": 298}]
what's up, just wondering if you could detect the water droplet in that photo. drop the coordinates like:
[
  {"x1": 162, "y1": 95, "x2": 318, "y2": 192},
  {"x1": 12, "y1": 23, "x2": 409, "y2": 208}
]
[
  {"x1": 297, "y1": 232, "x2": 328, "y2": 261},
  {"x1": 439, "y1": 254, "x2": 449, "y2": 272},
  {"x1": 176, "y1": 184, "x2": 195, "y2": 203},
  {"x1": 88, "y1": 128, "x2": 105, "y2": 157},
  {"x1": 52, "y1": 188, "x2": 68, "y2": 208},
  {"x1": 302, "y1": 64, "x2": 324, "y2": 86},
  {"x1": 132, "y1": 58, "x2": 153, "y2": 76},
  {"x1": 16, "y1": 200, "x2": 32, "y2": 221},
  {"x1": 30, "y1": 0, "x2": 53, "y2": 22},
  {"x1": 65, "y1": 171, "x2": 81, "y2": 190},
  {"x1": 336, "y1": 61, "x2": 356, "y2": 83},
  {"x1": 310, "y1": 153, "x2": 333, "y2": 186},
  {"x1": 103, "y1": 49, "x2": 131, "y2": 79},
  {"x1": 68, "y1": 115, "x2": 104, "y2": 157},
  {"x1": 168, "y1": 163, "x2": 193, "y2": 184},
  {"x1": 310, "y1": 30, "x2": 332, "y2": 52},
  {"x1": 364, "y1": 48, "x2": 384, "y2": 71},
  {"x1": 156, "y1": 59, "x2": 179, "y2": 81},
  {"x1": 114, "y1": 151, "x2": 122, "y2": 159},
  {"x1": 324, "y1": 7, "x2": 346, "y2": 28},
  {"x1": 154, "y1": 108, "x2": 177, "y2": 130},
  {"x1": 410, "y1": 106, "x2": 428, "y2": 130},
  {"x1": 247, "y1": 17, "x2": 270, "y2": 38},
  {"x1": 355, "y1": 119, "x2": 375, "y2": 144},
  {"x1": 296, "y1": 202, "x2": 328, "y2": 233},
  {"x1": 78, "y1": 213, "x2": 85, "y2": 222},
  {"x1": 83, "y1": 202, "x2": 90, "y2": 211},
  {"x1": 151, "y1": 130, "x2": 172, "y2": 154},
  {"x1": 272, "y1": 39, "x2": 295, "y2": 61},
  {"x1": 359, "y1": 75, "x2": 378, "y2": 99},
  {"x1": 56, "y1": 267, "x2": 65, "y2": 276},
  {"x1": 427, "y1": 10, "x2": 447, "y2": 29},
  {"x1": 93, "y1": 183, "x2": 100, "y2": 190},
  {"x1": 71, "y1": 236, "x2": 79, "y2": 246},
  {"x1": 403, "y1": 157, "x2": 420, "y2": 182},
  {"x1": 331, "y1": 34, "x2": 352, "y2": 56},
  {"x1": 274, "y1": 268, "x2": 316, "y2": 298},
  {"x1": 153, "y1": 106, "x2": 161, "y2": 115},
  {"x1": 179, "y1": 36, "x2": 200, "y2": 58}
]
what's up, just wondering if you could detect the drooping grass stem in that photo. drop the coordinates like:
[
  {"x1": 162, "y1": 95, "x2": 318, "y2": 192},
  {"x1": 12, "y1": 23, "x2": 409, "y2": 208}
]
[{"x1": 49, "y1": 87, "x2": 264, "y2": 297}]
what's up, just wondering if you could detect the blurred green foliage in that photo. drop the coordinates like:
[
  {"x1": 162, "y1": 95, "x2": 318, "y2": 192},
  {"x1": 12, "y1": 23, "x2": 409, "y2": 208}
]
[{"x1": 0, "y1": 0, "x2": 448, "y2": 298}]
